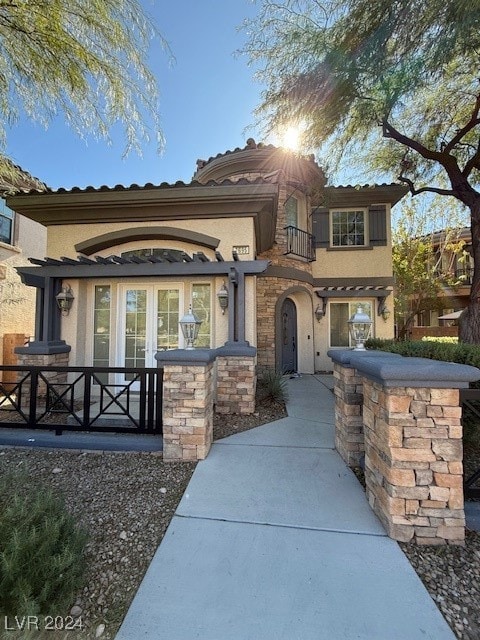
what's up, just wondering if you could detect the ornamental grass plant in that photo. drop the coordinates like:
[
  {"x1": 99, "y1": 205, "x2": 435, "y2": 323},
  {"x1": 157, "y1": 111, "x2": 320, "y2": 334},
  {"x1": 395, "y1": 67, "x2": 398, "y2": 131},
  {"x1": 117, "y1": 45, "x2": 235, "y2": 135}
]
[
  {"x1": 257, "y1": 368, "x2": 289, "y2": 404},
  {"x1": 0, "y1": 470, "x2": 88, "y2": 616}
]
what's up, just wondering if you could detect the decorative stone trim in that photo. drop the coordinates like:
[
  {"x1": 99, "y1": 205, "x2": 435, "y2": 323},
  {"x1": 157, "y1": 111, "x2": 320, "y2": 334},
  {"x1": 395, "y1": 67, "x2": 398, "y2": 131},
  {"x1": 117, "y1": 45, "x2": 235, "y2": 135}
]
[{"x1": 328, "y1": 349, "x2": 480, "y2": 545}]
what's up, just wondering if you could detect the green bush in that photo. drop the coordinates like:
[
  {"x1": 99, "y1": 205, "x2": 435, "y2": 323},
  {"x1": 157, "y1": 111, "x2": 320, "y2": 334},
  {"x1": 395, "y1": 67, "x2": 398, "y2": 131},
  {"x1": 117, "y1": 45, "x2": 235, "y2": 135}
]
[
  {"x1": 365, "y1": 338, "x2": 480, "y2": 387},
  {"x1": 257, "y1": 369, "x2": 289, "y2": 404},
  {"x1": 0, "y1": 473, "x2": 88, "y2": 616}
]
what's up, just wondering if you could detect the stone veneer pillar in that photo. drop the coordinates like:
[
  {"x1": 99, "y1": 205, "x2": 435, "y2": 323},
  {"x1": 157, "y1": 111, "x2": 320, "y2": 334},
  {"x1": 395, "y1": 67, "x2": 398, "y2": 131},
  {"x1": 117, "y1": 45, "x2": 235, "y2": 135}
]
[
  {"x1": 155, "y1": 350, "x2": 215, "y2": 461},
  {"x1": 215, "y1": 344, "x2": 257, "y2": 415},
  {"x1": 329, "y1": 350, "x2": 480, "y2": 545},
  {"x1": 15, "y1": 341, "x2": 71, "y2": 405},
  {"x1": 329, "y1": 350, "x2": 401, "y2": 466}
]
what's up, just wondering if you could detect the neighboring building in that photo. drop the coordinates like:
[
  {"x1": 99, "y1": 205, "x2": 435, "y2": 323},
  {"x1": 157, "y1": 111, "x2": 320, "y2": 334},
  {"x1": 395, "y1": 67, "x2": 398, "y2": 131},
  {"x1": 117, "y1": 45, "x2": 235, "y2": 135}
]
[
  {"x1": 7, "y1": 141, "x2": 406, "y2": 374},
  {"x1": 0, "y1": 163, "x2": 46, "y2": 366},
  {"x1": 410, "y1": 227, "x2": 471, "y2": 339}
]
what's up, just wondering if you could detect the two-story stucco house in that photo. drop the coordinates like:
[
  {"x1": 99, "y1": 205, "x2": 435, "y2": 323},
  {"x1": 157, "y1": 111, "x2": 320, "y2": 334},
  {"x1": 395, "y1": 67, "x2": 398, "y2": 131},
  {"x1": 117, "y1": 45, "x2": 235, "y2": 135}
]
[{"x1": 6, "y1": 141, "x2": 406, "y2": 379}]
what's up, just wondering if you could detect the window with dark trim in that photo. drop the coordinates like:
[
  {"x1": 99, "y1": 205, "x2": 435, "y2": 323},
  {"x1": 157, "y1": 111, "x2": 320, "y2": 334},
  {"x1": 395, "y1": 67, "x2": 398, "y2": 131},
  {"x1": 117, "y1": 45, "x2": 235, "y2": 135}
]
[
  {"x1": 0, "y1": 200, "x2": 14, "y2": 245},
  {"x1": 285, "y1": 196, "x2": 298, "y2": 228},
  {"x1": 331, "y1": 210, "x2": 366, "y2": 247}
]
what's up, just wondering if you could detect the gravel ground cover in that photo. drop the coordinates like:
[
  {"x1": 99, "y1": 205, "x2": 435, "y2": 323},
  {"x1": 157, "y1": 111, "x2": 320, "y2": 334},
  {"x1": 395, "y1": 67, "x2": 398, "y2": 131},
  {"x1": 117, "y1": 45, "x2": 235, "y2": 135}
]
[{"x1": 0, "y1": 394, "x2": 478, "y2": 640}]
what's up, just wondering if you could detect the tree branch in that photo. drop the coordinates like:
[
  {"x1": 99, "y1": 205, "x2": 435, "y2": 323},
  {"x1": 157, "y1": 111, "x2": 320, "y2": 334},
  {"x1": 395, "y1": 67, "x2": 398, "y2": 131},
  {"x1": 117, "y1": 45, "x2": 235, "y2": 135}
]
[
  {"x1": 444, "y1": 93, "x2": 480, "y2": 154},
  {"x1": 382, "y1": 119, "x2": 444, "y2": 162},
  {"x1": 462, "y1": 140, "x2": 480, "y2": 178},
  {"x1": 397, "y1": 174, "x2": 455, "y2": 197}
]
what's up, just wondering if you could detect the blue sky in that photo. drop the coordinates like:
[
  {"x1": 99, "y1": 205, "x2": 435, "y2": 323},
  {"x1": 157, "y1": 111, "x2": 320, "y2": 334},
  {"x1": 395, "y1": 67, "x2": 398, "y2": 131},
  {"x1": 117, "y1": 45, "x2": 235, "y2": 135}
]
[{"x1": 5, "y1": 1, "x2": 265, "y2": 190}]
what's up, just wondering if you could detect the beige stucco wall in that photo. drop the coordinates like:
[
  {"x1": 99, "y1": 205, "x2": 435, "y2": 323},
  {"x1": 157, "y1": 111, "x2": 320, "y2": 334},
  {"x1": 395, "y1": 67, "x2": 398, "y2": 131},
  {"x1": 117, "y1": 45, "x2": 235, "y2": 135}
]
[
  {"x1": 0, "y1": 215, "x2": 46, "y2": 364},
  {"x1": 47, "y1": 218, "x2": 256, "y2": 261},
  {"x1": 312, "y1": 246, "x2": 393, "y2": 279}
]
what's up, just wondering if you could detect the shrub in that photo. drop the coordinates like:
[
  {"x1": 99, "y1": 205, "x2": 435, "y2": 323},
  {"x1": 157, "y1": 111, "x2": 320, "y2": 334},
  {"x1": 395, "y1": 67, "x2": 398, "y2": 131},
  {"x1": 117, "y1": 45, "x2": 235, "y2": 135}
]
[
  {"x1": 365, "y1": 338, "x2": 480, "y2": 387},
  {"x1": 0, "y1": 472, "x2": 88, "y2": 616},
  {"x1": 257, "y1": 369, "x2": 289, "y2": 404}
]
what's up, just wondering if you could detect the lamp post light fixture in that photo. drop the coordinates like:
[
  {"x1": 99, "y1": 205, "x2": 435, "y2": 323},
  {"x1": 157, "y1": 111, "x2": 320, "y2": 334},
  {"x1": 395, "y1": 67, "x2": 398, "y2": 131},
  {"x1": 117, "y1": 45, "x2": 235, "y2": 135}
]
[
  {"x1": 217, "y1": 281, "x2": 229, "y2": 314},
  {"x1": 55, "y1": 284, "x2": 74, "y2": 315},
  {"x1": 179, "y1": 305, "x2": 202, "y2": 350},
  {"x1": 348, "y1": 304, "x2": 373, "y2": 351}
]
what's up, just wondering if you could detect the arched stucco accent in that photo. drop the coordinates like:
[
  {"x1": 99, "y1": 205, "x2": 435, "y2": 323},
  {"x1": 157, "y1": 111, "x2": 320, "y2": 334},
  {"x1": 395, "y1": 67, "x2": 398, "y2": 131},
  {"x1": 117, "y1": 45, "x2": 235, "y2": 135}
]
[
  {"x1": 275, "y1": 285, "x2": 315, "y2": 374},
  {"x1": 75, "y1": 226, "x2": 220, "y2": 256}
]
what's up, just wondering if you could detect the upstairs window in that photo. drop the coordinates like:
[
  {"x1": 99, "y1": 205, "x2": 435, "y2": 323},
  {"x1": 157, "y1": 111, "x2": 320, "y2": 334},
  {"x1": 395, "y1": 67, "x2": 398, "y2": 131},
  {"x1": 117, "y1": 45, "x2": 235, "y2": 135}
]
[
  {"x1": 0, "y1": 200, "x2": 14, "y2": 245},
  {"x1": 122, "y1": 248, "x2": 185, "y2": 260},
  {"x1": 331, "y1": 210, "x2": 366, "y2": 247},
  {"x1": 285, "y1": 196, "x2": 298, "y2": 228}
]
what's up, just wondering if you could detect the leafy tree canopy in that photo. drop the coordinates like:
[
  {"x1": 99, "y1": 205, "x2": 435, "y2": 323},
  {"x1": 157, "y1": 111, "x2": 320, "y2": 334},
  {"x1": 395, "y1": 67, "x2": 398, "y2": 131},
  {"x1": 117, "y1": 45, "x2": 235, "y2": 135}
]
[
  {"x1": 392, "y1": 196, "x2": 468, "y2": 339},
  {"x1": 244, "y1": 0, "x2": 480, "y2": 195},
  {"x1": 244, "y1": 0, "x2": 480, "y2": 342},
  {"x1": 0, "y1": 0, "x2": 168, "y2": 168}
]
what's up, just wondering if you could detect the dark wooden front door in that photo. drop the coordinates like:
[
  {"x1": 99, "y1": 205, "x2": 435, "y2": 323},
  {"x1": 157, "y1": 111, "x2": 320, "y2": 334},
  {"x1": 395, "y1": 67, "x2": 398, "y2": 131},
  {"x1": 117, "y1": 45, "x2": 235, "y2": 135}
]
[{"x1": 281, "y1": 298, "x2": 297, "y2": 373}]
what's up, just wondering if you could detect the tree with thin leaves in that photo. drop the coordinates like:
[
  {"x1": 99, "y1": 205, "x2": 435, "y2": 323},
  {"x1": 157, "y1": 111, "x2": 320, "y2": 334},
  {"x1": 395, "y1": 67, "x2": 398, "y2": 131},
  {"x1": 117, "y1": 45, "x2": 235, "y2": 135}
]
[
  {"x1": 0, "y1": 0, "x2": 169, "y2": 184},
  {"x1": 243, "y1": 0, "x2": 480, "y2": 342},
  {"x1": 392, "y1": 197, "x2": 468, "y2": 339}
]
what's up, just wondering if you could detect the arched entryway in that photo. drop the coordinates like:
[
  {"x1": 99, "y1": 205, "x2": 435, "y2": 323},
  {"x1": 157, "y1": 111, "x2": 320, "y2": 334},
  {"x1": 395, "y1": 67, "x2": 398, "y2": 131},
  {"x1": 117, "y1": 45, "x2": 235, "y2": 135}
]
[{"x1": 281, "y1": 298, "x2": 297, "y2": 373}]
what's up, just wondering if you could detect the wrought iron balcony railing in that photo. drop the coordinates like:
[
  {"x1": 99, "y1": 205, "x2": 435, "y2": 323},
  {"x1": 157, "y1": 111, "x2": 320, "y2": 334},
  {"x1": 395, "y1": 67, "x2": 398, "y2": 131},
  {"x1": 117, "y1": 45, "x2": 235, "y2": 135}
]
[
  {"x1": 455, "y1": 267, "x2": 474, "y2": 285},
  {"x1": 284, "y1": 226, "x2": 316, "y2": 262}
]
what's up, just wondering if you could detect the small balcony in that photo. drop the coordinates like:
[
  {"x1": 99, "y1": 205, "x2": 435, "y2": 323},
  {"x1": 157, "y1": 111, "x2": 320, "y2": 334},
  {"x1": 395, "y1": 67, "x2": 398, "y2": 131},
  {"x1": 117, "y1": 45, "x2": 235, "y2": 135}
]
[
  {"x1": 284, "y1": 226, "x2": 316, "y2": 262},
  {"x1": 455, "y1": 267, "x2": 474, "y2": 285}
]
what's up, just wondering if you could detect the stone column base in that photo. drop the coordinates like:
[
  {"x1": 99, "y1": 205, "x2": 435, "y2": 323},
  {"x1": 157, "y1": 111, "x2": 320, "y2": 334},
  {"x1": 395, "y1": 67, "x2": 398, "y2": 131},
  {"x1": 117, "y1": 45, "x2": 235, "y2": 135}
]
[{"x1": 156, "y1": 350, "x2": 215, "y2": 461}]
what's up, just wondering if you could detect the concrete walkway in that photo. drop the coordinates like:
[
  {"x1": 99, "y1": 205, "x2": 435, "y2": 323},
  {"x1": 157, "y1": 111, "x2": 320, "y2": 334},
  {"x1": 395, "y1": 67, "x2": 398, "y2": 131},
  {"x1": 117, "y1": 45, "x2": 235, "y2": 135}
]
[{"x1": 116, "y1": 375, "x2": 454, "y2": 640}]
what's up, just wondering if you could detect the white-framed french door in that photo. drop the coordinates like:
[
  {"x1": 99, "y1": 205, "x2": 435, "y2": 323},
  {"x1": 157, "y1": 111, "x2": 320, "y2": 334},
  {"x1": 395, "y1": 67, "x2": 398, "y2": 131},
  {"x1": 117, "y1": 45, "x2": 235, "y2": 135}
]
[{"x1": 117, "y1": 284, "x2": 183, "y2": 386}]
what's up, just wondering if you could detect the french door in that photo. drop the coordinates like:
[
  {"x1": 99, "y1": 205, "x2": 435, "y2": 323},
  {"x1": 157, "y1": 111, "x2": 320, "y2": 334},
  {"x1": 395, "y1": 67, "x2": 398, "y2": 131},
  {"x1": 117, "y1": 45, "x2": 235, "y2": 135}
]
[{"x1": 117, "y1": 284, "x2": 183, "y2": 384}]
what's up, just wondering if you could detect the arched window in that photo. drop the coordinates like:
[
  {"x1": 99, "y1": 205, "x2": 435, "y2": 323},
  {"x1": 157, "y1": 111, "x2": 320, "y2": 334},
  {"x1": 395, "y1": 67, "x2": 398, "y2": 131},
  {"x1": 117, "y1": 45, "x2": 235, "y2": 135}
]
[{"x1": 121, "y1": 248, "x2": 186, "y2": 261}]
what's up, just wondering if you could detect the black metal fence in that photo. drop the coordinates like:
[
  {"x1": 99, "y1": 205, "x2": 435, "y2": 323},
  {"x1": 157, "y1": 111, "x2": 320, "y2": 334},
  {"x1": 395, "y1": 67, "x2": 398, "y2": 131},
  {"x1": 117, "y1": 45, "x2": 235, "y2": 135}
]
[{"x1": 0, "y1": 365, "x2": 163, "y2": 435}]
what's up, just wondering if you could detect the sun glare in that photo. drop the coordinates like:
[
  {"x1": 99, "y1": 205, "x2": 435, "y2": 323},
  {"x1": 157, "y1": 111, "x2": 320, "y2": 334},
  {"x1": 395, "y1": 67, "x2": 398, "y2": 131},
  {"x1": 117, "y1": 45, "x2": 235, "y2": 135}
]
[{"x1": 280, "y1": 124, "x2": 303, "y2": 152}]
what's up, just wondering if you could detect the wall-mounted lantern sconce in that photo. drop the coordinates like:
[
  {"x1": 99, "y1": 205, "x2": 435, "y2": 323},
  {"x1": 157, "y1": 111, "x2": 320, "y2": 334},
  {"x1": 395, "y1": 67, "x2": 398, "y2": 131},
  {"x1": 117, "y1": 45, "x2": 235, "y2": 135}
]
[
  {"x1": 378, "y1": 296, "x2": 391, "y2": 322},
  {"x1": 179, "y1": 305, "x2": 202, "y2": 350},
  {"x1": 55, "y1": 284, "x2": 74, "y2": 315},
  {"x1": 315, "y1": 302, "x2": 325, "y2": 322},
  {"x1": 348, "y1": 304, "x2": 373, "y2": 351},
  {"x1": 217, "y1": 281, "x2": 229, "y2": 314}
]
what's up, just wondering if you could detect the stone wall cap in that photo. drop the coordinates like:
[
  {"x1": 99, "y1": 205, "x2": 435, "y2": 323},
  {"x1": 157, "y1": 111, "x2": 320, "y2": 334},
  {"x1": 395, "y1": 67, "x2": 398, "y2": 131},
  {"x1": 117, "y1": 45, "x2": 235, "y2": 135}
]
[
  {"x1": 15, "y1": 340, "x2": 72, "y2": 355},
  {"x1": 155, "y1": 348, "x2": 216, "y2": 366},
  {"x1": 354, "y1": 356, "x2": 480, "y2": 387},
  {"x1": 328, "y1": 348, "x2": 402, "y2": 365},
  {"x1": 216, "y1": 342, "x2": 257, "y2": 358}
]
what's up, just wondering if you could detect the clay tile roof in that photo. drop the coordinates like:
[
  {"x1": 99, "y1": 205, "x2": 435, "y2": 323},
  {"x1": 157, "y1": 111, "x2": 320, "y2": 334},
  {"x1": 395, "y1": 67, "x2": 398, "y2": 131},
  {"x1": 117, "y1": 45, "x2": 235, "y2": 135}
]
[
  {"x1": 12, "y1": 174, "x2": 276, "y2": 197},
  {"x1": 0, "y1": 158, "x2": 47, "y2": 194}
]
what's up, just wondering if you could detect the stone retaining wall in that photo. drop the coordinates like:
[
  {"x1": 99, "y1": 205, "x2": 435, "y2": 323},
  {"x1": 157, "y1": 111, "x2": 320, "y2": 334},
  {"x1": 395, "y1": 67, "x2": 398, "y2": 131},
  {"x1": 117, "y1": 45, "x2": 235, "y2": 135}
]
[{"x1": 328, "y1": 349, "x2": 480, "y2": 546}]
